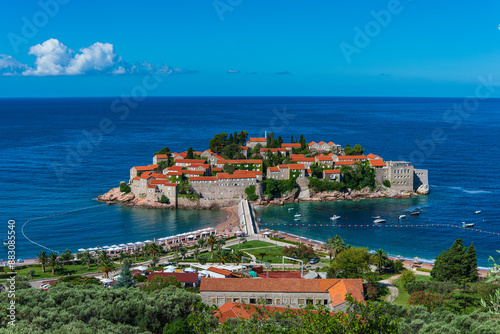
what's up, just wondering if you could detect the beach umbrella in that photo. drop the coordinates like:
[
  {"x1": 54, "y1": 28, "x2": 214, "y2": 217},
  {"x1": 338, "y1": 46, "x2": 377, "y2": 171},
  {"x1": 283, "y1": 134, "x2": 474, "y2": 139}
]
[
  {"x1": 118, "y1": 244, "x2": 128, "y2": 248},
  {"x1": 135, "y1": 242, "x2": 144, "y2": 245},
  {"x1": 144, "y1": 240, "x2": 153, "y2": 243},
  {"x1": 102, "y1": 246, "x2": 111, "y2": 249},
  {"x1": 110, "y1": 245, "x2": 119, "y2": 248},
  {"x1": 187, "y1": 235, "x2": 195, "y2": 239},
  {"x1": 127, "y1": 243, "x2": 135, "y2": 246},
  {"x1": 184, "y1": 267, "x2": 195, "y2": 273},
  {"x1": 78, "y1": 248, "x2": 86, "y2": 252}
]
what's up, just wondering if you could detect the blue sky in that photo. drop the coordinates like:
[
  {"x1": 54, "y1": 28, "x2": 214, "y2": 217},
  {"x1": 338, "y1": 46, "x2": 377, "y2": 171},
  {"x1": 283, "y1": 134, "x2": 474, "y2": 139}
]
[{"x1": 0, "y1": 0, "x2": 499, "y2": 97}]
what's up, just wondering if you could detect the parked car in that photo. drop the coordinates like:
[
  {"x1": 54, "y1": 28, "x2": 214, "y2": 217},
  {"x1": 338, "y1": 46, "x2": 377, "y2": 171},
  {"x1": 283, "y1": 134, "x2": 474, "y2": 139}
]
[{"x1": 309, "y1": 257, "x2": 320, "y2": 264}]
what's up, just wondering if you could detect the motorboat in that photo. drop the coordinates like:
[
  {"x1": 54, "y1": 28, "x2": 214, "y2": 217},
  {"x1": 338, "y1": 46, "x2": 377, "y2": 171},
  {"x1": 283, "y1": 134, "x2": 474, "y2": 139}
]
[
  {"x1": 294, "y1": 218, "x2": 301, "y2": 221},
  {"x1": 399, "y1": 215, "x2": 407, "y2": 219},
  {"x1": 474, "y1": 211, "x2": 481, "y2": 214},
  {"x1": 330, "y1": 215, "x2": 341, "y2": 220},
  {"x1": 372, "y1": 216, "x2": 381, "y2": 219},
  {"x1": 462, "y1": 222, "x2": 474, "y2": 228},
  {"x1": 294, "y1": 212, "x2": 301, "y2": 217},
  {"x1": 411, "y1": 212, "x2": 420, "y2": 216},
  {"x1": 373, "y1": 218, "x2": 386, "y2": 224},
  {"x1": 3, "y1": 239, "x2": 8, "y2": 246},
  {"x1": 288, "y1": 208, "x2": 294, "y2": 211}
]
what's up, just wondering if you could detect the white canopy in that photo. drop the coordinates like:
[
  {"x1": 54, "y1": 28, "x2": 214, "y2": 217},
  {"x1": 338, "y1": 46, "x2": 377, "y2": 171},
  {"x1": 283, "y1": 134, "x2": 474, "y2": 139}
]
[
  {"x1": 127, "y1": 243, "x2": 136, "y2": 246},
  {"x1": 144, "y1": 240, "x2": 153, "y2": 243},
  {"x1": 135, "y1": 242, "x2": 144, "y2": 245},
  {"x1": 78, "y1": 248, "x2": 86, "y2": 252},
  {"x1": 186, "y1": 235, "x2": 195, "y2": 239},
  {"x1": 262, "y1": 232, "x2": 272, "y2": 235},
  {"x1": 119, "y1": 244, "x2": 128, "y2": 247},
  {"x1": 100, "y1": 278, "x2": 113, "y2": 283},
  {"x1": 133, "y1": 266, "x2": 148, "y2": 271},
  {"x1": 184, "y1": 267, "x2": 196, "y2": 272},
  {"x1": 110, "y1": 245, "x2": 119, "y2": 248}
]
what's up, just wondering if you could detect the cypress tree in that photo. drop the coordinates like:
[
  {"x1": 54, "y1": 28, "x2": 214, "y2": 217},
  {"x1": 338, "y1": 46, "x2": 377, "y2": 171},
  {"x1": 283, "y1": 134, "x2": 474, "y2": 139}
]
[
  {"x1": 228, "y1": 133, "x2": 234, "y2": 145},
  {"x1": 467, "y1": 243, "x2": 479, "y2": 282},
  {"x1": 431, "y1": 238, "x2": 477, "y2": 284},
  {"x1": 278, "y1": 135, "x2": 283, "y2": 146},
  {"x1": 186, "y1": 147, "x2": 194, "y2": 159},
  {"x1": 299, "y1": 134, "x2": 306, "y2": 150},
  {"x1": 233, "y1": 131, "x2": 238, "y2": 144},
  {"x1": 291, "y1": 135, "x2": 294, "y2": 143}
]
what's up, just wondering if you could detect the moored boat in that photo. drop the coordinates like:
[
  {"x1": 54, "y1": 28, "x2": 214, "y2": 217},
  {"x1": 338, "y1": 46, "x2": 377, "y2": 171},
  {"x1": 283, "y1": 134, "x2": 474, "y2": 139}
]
[
  {"x1": 474, "y1": 211, "x2": 481, "y2": 214},
  {"x1": 330, "y1": 215, "x2": 341, "y2": 220},
  {"x1": 411, "y1": 212, "x2": 420, "y2": 216},
  {"x1": 294, "y1": 212, "x2": 301, "y2": 217},
  {"x1": 399, "y1": 215, "x2": 407, "y2": 219},
  {"x1": 373, "y1": 218, "x2": 386, "y2": 224},
  {"x1": 462, "y1": 222, "x2": 474, "y2": 228}
]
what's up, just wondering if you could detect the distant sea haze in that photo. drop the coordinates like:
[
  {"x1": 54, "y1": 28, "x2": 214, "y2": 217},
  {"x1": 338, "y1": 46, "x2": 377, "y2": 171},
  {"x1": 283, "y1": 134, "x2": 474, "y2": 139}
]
[{"x1": 1, "y1": 97, "x2": 499, "y2": 266}]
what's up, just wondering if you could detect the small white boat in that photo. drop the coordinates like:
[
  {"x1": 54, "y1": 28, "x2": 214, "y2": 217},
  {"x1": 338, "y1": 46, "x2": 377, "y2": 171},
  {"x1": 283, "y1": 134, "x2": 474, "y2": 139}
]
[
  {"x1": 294, "y1": 212, "x2": 301, "y2": 217},
  {"x1": 399, "y1": 215, "x2": 407, "y2": 219},
  {"x1": 474, "y1": 211, "x2": 481, "y2": 214},
  {"x1": 288, "y1": 208, "x2": 294, "y2": 211},
  {"x1": 462, "y1": 222, "x2": 474, "y2": 228},
  {"x1": 294, "y1": 218, "x2": 301, "y2": 221},
  {"x1": 373, "y1": 219, "x2": 386, "y2": 224},
  {"x1": 372, "y1": 216, "x2": 381, "y2": 219},
  {"x1": 330, "y1": 215, "x2": 341, "y2": 220}
]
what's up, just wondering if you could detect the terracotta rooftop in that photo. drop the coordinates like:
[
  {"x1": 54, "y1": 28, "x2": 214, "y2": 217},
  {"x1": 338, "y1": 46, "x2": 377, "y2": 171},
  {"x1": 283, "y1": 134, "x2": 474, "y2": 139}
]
[
  {"x1": 324, "y1": 169, "x2": 341, "y2": 174},
  {"x1": 216, "y1": 173, "x2": 258, "y2": 180},
  {"x1": 207, "y1": 267, "x2": 232, "y2": 276},
  {"x1": 369, "y1": 159, "x2": 386, "y2": 167},
  {"x1": 292, "y1": 157, "x2": 315, "y2": 162},
  {"x1": 282, "y1": 143, "x2": 301, "y2": 148},
  {"x1": 366, "y1": 153, "x2": 378, "y2": 159},
  {"x1": 268, "y1": 167, "x2": 279, "y2": 172},
  {"x1": 141, "y1": 171, "x2": 153, "y2": 179},
  {"x1": 289, "y1": 164, "x2": 306, "y2": 170},
  {"x1": 260, "y1": 148, "x2": 286, "y2": 152},
  {"x1": 133, "y1": 165, "x2": 158, "y2": 171},
  {"x1": 337, "y1": 155, "x2": 367, "y2": 160},
  {"x1": 247, "y1": 137, "x2": 267, "y2": 142},
  {"x1": 155, "y1": 154, "x2": 169, "y2": 159},
  {"x1": 190, "y1": 176, "x2": 218, "y2": 181},
  {"x1": 175, "y1": 159, "x2": 207, "y2": 164},
  {"x1": 168, "y1": 166, "x2": 183, "y2": 171},
  {"x1": 317, "y1": 156, "x2": 333, "y2": 161},
  {"x1": 150, "y1": 180, "x2": 177, "y2": 186}
]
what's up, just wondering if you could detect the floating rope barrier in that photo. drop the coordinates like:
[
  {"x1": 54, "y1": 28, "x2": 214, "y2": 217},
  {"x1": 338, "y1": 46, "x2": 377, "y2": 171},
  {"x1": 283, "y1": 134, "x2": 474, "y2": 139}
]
[
  {"x1": 21, "y1": 204, "x2": 106, "y2": 254},
  {"x1": 258, "y1": 222, "x2": 500, "y2": 236}
]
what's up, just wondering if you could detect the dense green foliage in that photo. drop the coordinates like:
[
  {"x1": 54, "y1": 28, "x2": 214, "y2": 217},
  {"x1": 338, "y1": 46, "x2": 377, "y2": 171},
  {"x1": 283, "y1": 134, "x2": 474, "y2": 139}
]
[
  {"x1": 400, "y1": 269, "x2": 416, "y2": 288},
  {"x1": 178, "y1": 180, "x2": 194, "y2": 195},
  {"x1": 383, "y1": 179, "x2": 391, "y2": 188},
  {"x1": 431, "y1": 239, "x2": 478, "y2": 283},
  {"x1": 327, "y1": 247, "x2": 370, "y2": 278},
  {"x1": 343, "y1": 144, "x2": 364, "y2": 155},
  {"x1": 281, "y1": 244, "x2": 316, "y2": 261},
  {"x1": 244, "y1": 185, "x2": 259, "y2": 201},
  {"x1": 309, "y1": 163, "x2": 324, "y2": 178},
  {"x1": 120, "y1": 182, "x2": 131, "y2": 194},
  {"x1": 114, "y1": 259, "x2": 135, "y2": 289},
  {"x1": 340, "y1": 161, "x2": 376, "y2": 190},
  {"x1": 262, "y1": 178, "x2": 298, "y2": 199},
  {"x1": 307, "y1": 177, "x2": 345, "y2": 192},
  {"x1": 158, "y1": 195, "x2": 170, "y2": 204},
  {"x1": 208, "y1": 131, "x2": 248, "y2": 157}
]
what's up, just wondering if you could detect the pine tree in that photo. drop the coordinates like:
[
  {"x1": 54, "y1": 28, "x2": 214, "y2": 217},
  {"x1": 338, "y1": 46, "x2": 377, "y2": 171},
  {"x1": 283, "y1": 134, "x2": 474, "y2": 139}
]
[
  {"x1": 278, "y1": 135, "x2": 283, "y2": 146},
  {"x1": 114, "y1": 259, "x2": 135, "y2": 289},
  {"x1": 228, "y1": 133, "x2": 234, "y2": 144},
  {"x1": 299, "y1": 134, "x2": 306, "y2": 150},
  {"x1": 233, "y1": 131, "x2": 238, "y2": 144},
  {"x1": 291, "y1": 135, "x2": 294, "y2": 143},
  {"x1": 431, "y1": 238, "x2": 477, "y2": 284},
  {"x1": 186, "y1": 147, "x2": 194, "y2": 159}
]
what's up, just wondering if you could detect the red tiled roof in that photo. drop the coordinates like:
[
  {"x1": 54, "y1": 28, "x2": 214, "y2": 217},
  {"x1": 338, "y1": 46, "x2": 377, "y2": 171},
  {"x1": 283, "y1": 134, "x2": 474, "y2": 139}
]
[
  {"x1": 289, "y1": 164, "x2": 306, "y2": 170},
  {"x1": 178, "y1": 152, "x2": 187, "y2": 158},
  {"x1": 248, "y1": 137, "x2": 267, "y2": 142},
  {"x1": 168, "y1": 166, "x2": 183, "y2": 171},
  {"x1": 282, "y1": 143, "x2": 301, "y2": 148},
  {"x1": 337, "y1": 155, "x2": 367, "y2": 160},
  {"x1": 308, "y1": 141, "x2": 316, "y2": 146},
  {"x1": 147, "y1": 184, "x2": 156, "y2": 189},
  {"x1": 166, "y1": 171, "x2": 183, "y2": 176},
  {"x1": 290, "y1": 154, "x2": 305, "y2": 159},
  {"x1": 317, "y1": 141, "x2": 326, "y2": 145},
  {"x1": 189, "y1": 164, "x2": 210, "y2": 169},
  {"x1": 212, "y1": 168, "x2": 222, "y2": 172},
  {"x1": 201, "y1": 278, "x2": 352, "y2": 293},
  {"x1": 190, "y1": 176, "x2": 218, "y2": 181},
  {"x1": 268, "y1": 167, "x2": 279, "y2": 172},
  {"x1": 334, "y1": 161, "x2": 355, "y2": 166},
  {"x1": 133, "y1": 176, "x2": 140, "y2": 181},
  {"x1": 292, "y1": 157, "x2": 315, "y2": 162},
  {"x1": 328, "y1": 280, "x2": 365, "y2": 307},
  {"x1": 366, "y1": 153, "x2": 378, "y2": 159},
  {"x1": 151, "y1": 173, "x2": 167, "y2": 179},
  {"x1": 141, "y1": 171, "x2": 153, "y2": 179},
  {"x1": 146, "y1": 272, "x2": 198, "y2": 283},
  {"x1": 324, "y1": 169, "x2": 341, "y2": 174},
  {"x1": 155, "y1": 154, "x2": 169, "y2": 159},
  {"x1": 216, "y1": 173, "x2": 257, "y2": 180},
  {"x1": 150, "y1": 180, "x2": 177, "y2": 186},
  {"x1": 175, "y1": 159, "x2": 207, "y2": 164},
  {"x1": 133, "y1": 165, "x2": 158, "y2": 171},
  {"x1": 317, "y1": 156, "x2": 333, "y2": 161},
  {"x1": 328, "y1": 141, "x2": 335, "y2": 145},
  {"x1": 369, "y1": 159, "x2": 386, "y2": 167},
  {"x1": 212, "y1": 154, "x2": 224, "y2": 160},
  {"x1": 239, "y1": 146, "x2": 249, "y2": 150},
  {"x1": 207, "y1": 267, "x2": 232, "y2": 276},
  {"x1": 307, "y1": 168, "x2": 312, "y2": 173},
  {"x1": 278, "y1": 164, "x2": 289, "y2": 169}
]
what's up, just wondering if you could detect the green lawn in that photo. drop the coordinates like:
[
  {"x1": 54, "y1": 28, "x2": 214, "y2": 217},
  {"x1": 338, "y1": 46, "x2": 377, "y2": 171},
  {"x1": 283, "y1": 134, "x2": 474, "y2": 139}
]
[
  {"x1": 393, "y1": 275, "x2": 432, "y2": 305},
  {"x1": 14, "y1": 263, "x2": 108, "y2": 280}
]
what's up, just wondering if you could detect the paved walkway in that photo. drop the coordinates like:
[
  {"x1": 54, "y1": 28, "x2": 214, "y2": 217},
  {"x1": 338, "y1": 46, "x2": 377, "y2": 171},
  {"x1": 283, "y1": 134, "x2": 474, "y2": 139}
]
[{"x1": 377, "y1": 274, "x2": 401, "y2": 303}]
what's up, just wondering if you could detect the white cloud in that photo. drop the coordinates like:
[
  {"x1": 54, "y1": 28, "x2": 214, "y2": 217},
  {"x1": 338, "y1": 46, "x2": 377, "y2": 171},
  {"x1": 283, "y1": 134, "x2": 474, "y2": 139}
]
[
  {"x1": 66, "y1": 42, "x2": 119, "y2": 75},
  {"x1": 0, "y1": 54, "x2": 27, "y2": 75},
  {"x1": 0, "y1": 39, "x2": 195, "y2": 77},
  {"x1": 23, "y1": 38, "x2": 72, "y2": 76}
]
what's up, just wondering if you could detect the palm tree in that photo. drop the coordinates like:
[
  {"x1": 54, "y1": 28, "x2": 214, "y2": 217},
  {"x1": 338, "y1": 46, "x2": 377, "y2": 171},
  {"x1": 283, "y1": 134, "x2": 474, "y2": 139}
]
[
  {"x1": 150, "y1": 255, "x2": 160, "y2": 268},
  {"x1": 233, "y1": 250, "x2": 244, "y2": 264},
  {"x1": 258, "y1": 252, "x2": 267, "y2": 261},
  {"x1": 193, "y1": 246, "x2": 200, "y2": 261},
  {"x1": 77, "y1": 250, "x2": 93, "y2": 270},
  {"x1": 118, "y1": 252, "x2": 128, "y2": 264},
  {"x1": 373, "y1": 248, "x2": 389, "y2": 274},
  {"x1": 179, "y1": 247, "x2": 188, "y2": 260},
  {"x1": 133, "y1": 247, "x2": 141, "y2": 261},
  {"x1": 148, "y1": 243, "x2": 161, "y2": 258},
  {"x1": 37, "y1": 251, "x2": 49, "y2": 273},
  {"x1": 217, "y1": 250, "x2": 231, "y2": 264},
  {"x1": 97, "y1": 250, "x2": 113, "y2": 278},
  {"x1": 326, "y1": 235, "x2": 347, "y2": 259},
  {"x1": 197, "y1": 238, "x2": 206, "y2": 249},
  {"x1": 207, "y1": 235, "x2": 217, "y2": 259},
  {"x1": 48, "y1": 252, "x2": 59, "y2": 276}
]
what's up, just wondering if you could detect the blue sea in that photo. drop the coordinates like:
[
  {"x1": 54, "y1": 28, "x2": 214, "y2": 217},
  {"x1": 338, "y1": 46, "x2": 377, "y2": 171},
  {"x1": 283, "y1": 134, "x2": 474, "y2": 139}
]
[{"x1": 1, "y1": 97, "x2": 499, "y2": 266}]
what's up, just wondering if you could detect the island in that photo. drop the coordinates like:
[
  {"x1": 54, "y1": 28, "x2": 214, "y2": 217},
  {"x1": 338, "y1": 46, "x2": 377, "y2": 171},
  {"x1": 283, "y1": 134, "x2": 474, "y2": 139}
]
[{"x1": 97, "y1": 131, "x2": 429, "y2": 209}]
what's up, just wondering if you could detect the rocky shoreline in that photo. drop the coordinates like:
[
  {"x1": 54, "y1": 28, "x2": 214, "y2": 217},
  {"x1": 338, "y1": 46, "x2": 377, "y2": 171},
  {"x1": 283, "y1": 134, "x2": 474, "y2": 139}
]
[{"x1": 97, "y1": 183, "x2": 430, "y2": 209}]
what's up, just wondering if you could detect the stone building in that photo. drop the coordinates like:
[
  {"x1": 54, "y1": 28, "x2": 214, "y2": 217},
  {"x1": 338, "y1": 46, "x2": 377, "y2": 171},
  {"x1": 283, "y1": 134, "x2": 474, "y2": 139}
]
[
  {"x1": 190, "y1": 171, "x2": 260, "y2": 200},
  {"x1": 281, "y1": 143, "x2": 301, "y2": 152},
  {"x1": 315, "y1": 155, "x2": 334, "y2": 168},
  {"x1": 323, "y1": 169, "x2": 341, "y2": 181},
  {"x1": 200, "y1": 278, "x2": 364, "y2": 312},
  {"x1": 129, "y1": 165, "x2": 158, "y2": 182},
  {"x1": 130, "y1": 172, "x2": 178, "y2": 206},
  {"x1": 245, "y1": 137, "x2": 267, "y2": 149}
]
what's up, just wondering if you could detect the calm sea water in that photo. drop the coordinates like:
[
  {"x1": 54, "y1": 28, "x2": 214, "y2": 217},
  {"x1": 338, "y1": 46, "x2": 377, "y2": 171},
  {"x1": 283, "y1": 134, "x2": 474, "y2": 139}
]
[{"x1": 1, "y1": 97, "x2": 499, "y2": 266}]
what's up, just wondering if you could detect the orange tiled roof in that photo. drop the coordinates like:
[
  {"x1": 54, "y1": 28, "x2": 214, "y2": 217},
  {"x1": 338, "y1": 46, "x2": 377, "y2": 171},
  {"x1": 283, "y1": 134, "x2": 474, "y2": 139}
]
[
  {"x1": 175, "y1": 159, "x2": 207, "y2": 164},
  {"x1": 190, "y1": 176, "x2": 217, "y2": 181},
  {"x1": 328, "y1": 141, "x2": 335, "y2": 145},
  {"x1": 268, "y1": 167, "x2": 279, "y2": 172},
  {"x1": 289, "y1": 164, "x2": 306, "y2": 170},
  {"x1": 168, "y1": 166, "x2": 183, "y2": 171},
  {"x1": 166, "y1": 171, "x2": 183, "y2": 176},
  {"x1": 207, "y1": 267, "x2": 232, "y2": 276},
  {"x1": 260, "y1": 148, "x2": 286, "y2": 152},
  {"x1": 133, "y1": 164, "x2": 158, "y2": 171},
  {"x1": 181, "y1": 170, "x2": 204, "y2": 175},
  {"x1": 248, "y1": 137, "x2": 267, "y2": 142},
  {"x1": 155, "y1": 154, "x2": 169, "y2": 159},
  {"x1": 337, "y1": 155, "x2": 367, "y2": 160},
  {"x1": 150, "y1": 180, "x2": 177, "y2": 187},
  {"x1": 324, "y1": 169, "x2": 341, "y2": 174},
  {"x1": 202, "y1": 278, "x2": 346, "y2": 293},
  {"x1": 334, "y1": 161, "x2": 355, "y2": 166},
  {"x1": 147, "y1": 184, "x2": 156, "y2": 189},
  {"x1": 317, "y1": 141, "x2": 326, "y2": 145},
  {"x1": 151, "y1": 173, "x2": 167, "y2": 179},
  {"x1": 328, "y1": 279, "x2": 365, "y2": 307},
  {"x1": 212, "y1": 154, "x2": 224, "y2": 160},
  {"x1": 189, "y1": 164, "x2": 210, "y2": 169},
  {"x1": 141, "y1": 171, "x2": 153, "y2": 179},
  {"x1": 282, "y1": 143, "x2": 301, "y2": 148},
  {"x1": 369, "y1": 159, "x2": 386, "y2": 167},
  {"x1": 317, "y1": 156, "x2": 333, "y2": 161},
  {"x1": 278, "y1": 164, "x2": 289, "y2": 169},
  {"x1": 308, "y1": 141, "x2": 316, "y2": 146},
  {"x1": 212, "y1": 168, "x2": 222, "y2": 172},
  {"x1": 216, "y1": 173, "x2": 257, "y2": 180},
  {"x1": 366, "y1": 153, "x2": 378, "y2": 159},
  {"x1": 292, "y1": 157, "x2": 315, "y2": 162},
  {"x1": 133, "y1": 176, "x2": 140, "y2": 181}
]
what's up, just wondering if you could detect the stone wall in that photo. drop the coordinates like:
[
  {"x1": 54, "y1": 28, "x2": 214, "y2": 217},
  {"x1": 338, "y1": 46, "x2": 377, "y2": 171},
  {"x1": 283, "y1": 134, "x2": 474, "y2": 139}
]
[
  {"x1": 192, "y1": 181, "x2": 257, "y2": 200},
  {"x1": 414, "y1": 168, "x2": 429, "y2": 190}
]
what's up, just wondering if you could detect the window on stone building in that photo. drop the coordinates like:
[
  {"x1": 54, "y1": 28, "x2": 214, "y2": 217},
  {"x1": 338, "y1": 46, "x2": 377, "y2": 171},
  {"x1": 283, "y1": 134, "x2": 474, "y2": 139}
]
[
  {"x1": 233, "y1": 298, "x2": 240, "y2": 303},
  {"x1": 306, "y1": 298, "x2": 314, "y2": 305},
  {"x1": 324, "y1": 299, "x2": 329, "y2": 305},
  {"x1": 242, "y1": 297, "x2": 249, "y2": 304},
  {"x1": 275, "y1": 298, "x2": 281, "y2": 305},
  {"x1": 266, "y1": 299, "x2": 272, "y2": 305},
  {"x1": 250, "y1": 298, "x2": 257, "y2": 304},
  {"x1": 217, "y1": 297, "x2": 224, "y2": 305},
  {"x1": 298, "y1": 298, "x2": 305, "y2": 305},
  {"x1": 225, "y1": 297, "x2": 232, "y2": 303}
]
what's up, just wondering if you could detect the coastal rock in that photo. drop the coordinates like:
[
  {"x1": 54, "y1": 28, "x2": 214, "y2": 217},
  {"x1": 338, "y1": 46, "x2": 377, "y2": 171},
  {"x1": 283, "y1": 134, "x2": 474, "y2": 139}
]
[
  {"x1": 97, "y1": 187, "x2": 135, "y2": 202},
  {"x1": 416, "y1": 184, "x2": 430, "y2": 195}
]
